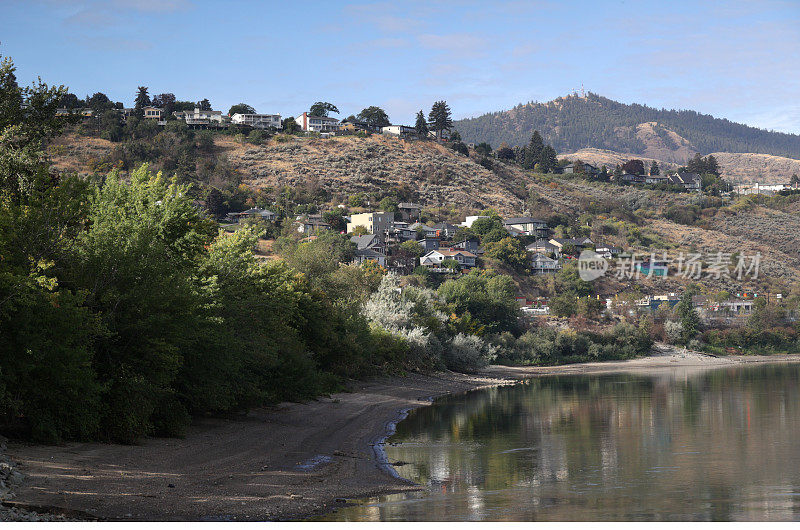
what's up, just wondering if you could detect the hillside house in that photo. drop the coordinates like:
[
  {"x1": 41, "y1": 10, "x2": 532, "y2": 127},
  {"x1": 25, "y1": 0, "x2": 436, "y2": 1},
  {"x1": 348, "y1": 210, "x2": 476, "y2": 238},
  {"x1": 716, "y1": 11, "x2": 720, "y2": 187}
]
[
  {"x1": 231, "y1": 113, "x2": 282, "y2": 129},
  {"x1": 670, "y1": 172, "x2": 702, "y2": 192},
  {"x1": 387, "y1": 221, "x2": 417, "y2": 241},
  {"x1": 381, "y1": 125, "x2": 416, "y2": 137},
  {"x1": 461, "y1": 215, "x2": 489, "y2": 228},
  {"x1": 142, "y1": 106, "x2": 163, "y2": 119},
  {"x1": 595, "y1": 244, "x2": 622, "y2": 259},
  {"x1": 397, "y1": 202, "x2": 422, "y2": 222},
  {"x1": 562, "y1": 162, "x2": 599, "y2": 177},
  {"x1": 347, "y1": 212, "x2": 393, "y2": 241},
  {"x1": 431, "y1": 222, "x2": 459, "y2": 239},
  {"x1": 350, "y1": 234, "x2": 386, "y2": 253},
  {"x1": 226, "y1": 207, "x2": 276, "y2": 223},
  {"x1": 452, "y1": 238, "x2": 480, "y2": 255},
  {"x1": 295, "y1": 112, "x2": 340, "y2": 133},
  {"x1": 352, "y1": 248, "x2": 387, "y2": 267},
  {"x1": 420, "y1": 248, "x2": 477, "y2": 271},
  {"x1": 419, "y1": 238, "x2": 440, "y2": 253},
  {"x1": 297, "y1": 215, "x2": 331, "y2": 234},
  {"x1": 174, "y1": 108, "x2": 226, "y2": 126},
  {"x1": 526, "y1": 239, "x2": 558, "y2": 255},
  {"x1": 503, "y1": 216, "x2": 549, "y2": 237},
  {"x1": 530, "y1": 253, "x2": 561, "y2": 274},
  {"x1": 549, "y1": 237, "x2": 594, "y2": 256},
  {"x1": 409, "y1": 222, "x2": 438, "y2": 239}
]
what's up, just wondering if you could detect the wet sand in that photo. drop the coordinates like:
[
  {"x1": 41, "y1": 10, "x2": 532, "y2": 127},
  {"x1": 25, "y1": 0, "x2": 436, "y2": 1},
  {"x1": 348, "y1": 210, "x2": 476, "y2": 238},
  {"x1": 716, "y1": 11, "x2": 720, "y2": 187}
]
[{"x1": 6, "y1": 348, "x2": 800, "y2": 521}]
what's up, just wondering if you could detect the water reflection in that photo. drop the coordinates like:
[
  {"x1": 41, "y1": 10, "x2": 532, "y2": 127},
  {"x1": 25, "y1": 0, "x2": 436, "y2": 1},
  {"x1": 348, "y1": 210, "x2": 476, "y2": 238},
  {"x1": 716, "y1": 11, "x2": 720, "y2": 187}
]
[{"x1": 323, "y1": 364, "x2": 800, "y2": 521}]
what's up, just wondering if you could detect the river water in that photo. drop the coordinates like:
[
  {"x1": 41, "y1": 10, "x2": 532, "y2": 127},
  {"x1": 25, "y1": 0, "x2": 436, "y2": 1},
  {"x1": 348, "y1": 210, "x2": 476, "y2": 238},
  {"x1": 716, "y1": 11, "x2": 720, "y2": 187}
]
[{"x1": 322, "y1": 363, "x2": 800, "y2": 521}]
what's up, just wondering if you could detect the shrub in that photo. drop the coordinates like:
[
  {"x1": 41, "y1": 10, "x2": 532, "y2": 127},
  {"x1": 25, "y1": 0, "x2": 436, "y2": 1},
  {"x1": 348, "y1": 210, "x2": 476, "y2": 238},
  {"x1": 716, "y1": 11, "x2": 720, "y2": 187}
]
[{"x1": 444, "y1": 333, "x2": 497, "y2": 372}]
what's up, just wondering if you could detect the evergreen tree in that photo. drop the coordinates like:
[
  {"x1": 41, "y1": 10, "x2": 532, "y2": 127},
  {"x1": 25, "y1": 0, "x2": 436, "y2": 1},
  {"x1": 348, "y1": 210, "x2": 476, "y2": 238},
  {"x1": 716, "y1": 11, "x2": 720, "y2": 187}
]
[
  {"x1": 134, "y1": 86, "x2": 150, "y2": 116},
  {"x1": 650, "y1": 161, "x2": 660, "y2": 176},
  {"x1": 427, "y1": 100, "x2": 453, "y2": 139},
  {"x1": 676, "y1": 286, "x2": 701, "y2": 343},
  {"x1": 523, "y1": 130, "x2": 544, "y2": 170},
  {"x1": 197, "y1": 98, "x2": 212, "y2": 111},
  {"x1": 414, "y1": 110, "x2": 429, "y2": 139},
  {"x1": 539, "y1": 144, "x2": 558, "y2": 173}
]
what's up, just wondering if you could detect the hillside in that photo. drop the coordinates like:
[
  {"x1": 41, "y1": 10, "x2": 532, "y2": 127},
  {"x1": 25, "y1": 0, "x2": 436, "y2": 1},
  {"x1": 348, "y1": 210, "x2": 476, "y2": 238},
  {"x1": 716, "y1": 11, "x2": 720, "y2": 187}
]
[{"x1": 455, "y1": 93, "x2": 800, "y2": 161}]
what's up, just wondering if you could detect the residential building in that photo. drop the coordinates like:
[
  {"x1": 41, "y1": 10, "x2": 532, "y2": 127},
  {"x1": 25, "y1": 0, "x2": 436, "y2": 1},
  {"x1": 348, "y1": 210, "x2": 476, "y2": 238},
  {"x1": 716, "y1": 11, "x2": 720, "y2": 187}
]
[
  {"x1": 502, "y1": 216, "x2": 549, "y2": 237},
  {"x1": 530, "y1": 253, "x2": 561, "y2": 274},
  {"x1": 420, "y1": 248, "x2": 477, "y2": 271},
  {"x1": 381, "y1": 125, "x2": 415, "y2": 137},
  {"x1": 387, "y1": 221, "x2": 417, "y2": 241},
  {"x1": 409, "y1": 222, "x2": 438, "y2": 239},
  {"x1": 526, "y1": 239, "x2": 558, "y2": 255},
  {"x1": 644, "y1": 174, "x2": 670, "y2": 185},
  {"x1": 339, "y1": 118, "x2": 378, "y2": 133},
  {"x1": 461, "y1": 215, "x2": 489, "y2": 228},
  {"x1": 347, "y1": 211, "x2": 394, "y2": 241},
  {"x1": 595, "y1": 244, "x2": 622, "y2": 259},
  {"x1": 562, "y1": 162, "x2": 599, "y2": 176},
  {"x1": 297, "y1": 215, "x2": 331, "y2": 234},
  {"x1": 352, "y1": 248, "x2": 387, "y2": 267},
  {"x1": 174, "y1": 107, "x2": 225, "y2": 126},
  {"x1": 397, "y1": 202, "x2": 422, "y2": 222},
  {"x1": 669, "y1": 171, "x2": 702, "y2": 192},
  {"x1": 452, "y1": 238, "x2": 480, "y2": 255},
  {"x1": 350, "y1": 234, "x2": 386, "y2": 253},
  {"x1": 431, "y1": 222, "x2": 459, "y2": 239},
  {"x1": 142, "y1": 106, "x2": 163, "y2": 119},
  {"x1": 231, "y1": 113, "x2": 282, "y2": 129},
  {"x1": 419, "y1": 238, "x2": 440, "y2": 253},
  {"x1": 294, "y1": 112, "x2": 340, "y2": 133},
  {"x1": 618, "y1": 173, "x2": 645, "y2": 184},
  {"x1": 226, "y1": 207, "x2": 276, "y2": 223},
  {"x1": 549, "y1": 237, "x2": 594, "y2": 255},
  {"x1": 734, "y1": 182, "x2": 798, "y2": 196}
]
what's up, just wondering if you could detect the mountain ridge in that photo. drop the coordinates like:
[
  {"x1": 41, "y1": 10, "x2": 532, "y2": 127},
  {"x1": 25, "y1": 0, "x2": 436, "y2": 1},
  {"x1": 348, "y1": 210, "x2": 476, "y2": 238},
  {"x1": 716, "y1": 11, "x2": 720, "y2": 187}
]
[{"x1": 454, "y1": 93, "x2": 800, "y2": 162}]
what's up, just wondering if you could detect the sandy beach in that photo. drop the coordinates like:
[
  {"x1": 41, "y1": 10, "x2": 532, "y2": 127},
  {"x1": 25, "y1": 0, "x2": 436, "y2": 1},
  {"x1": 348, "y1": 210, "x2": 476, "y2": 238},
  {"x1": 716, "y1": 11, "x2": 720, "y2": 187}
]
[{"x1": 5, "y1": 347, "x2": 800, "y2": 521}]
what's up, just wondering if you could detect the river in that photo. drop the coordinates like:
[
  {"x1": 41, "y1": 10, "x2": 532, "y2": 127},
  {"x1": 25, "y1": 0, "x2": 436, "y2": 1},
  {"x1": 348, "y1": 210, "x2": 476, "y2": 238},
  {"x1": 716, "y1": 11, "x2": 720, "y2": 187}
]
[{"x1": 321, "y1": 363, "x2": 800, "y2": 521}]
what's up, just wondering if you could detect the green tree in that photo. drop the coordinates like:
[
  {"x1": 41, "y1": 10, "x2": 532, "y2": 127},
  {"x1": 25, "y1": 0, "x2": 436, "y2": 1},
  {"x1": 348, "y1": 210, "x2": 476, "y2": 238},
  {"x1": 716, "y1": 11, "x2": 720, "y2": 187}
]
[
  {"x1": 475, "y1": 142, "x2": 492, "y2": 156},
  {"x1": 539, "y1": 144, "x2": 558, "y2": 173},
  {"x1": 675, "y1": 286, "x2": 701, "y2": 343},
  {"x1": 282, "y1": 117, "x2": 300, "y2": 133},
  {"x1": 134, "y1": 86, "x2": 150, "y2": 116},
  {"x1": 438, "y1": 271, "x2": 520, "y2": 334},
  {"x1": 523, "y1": 130, "x2": 544, "y2": 170},
  {"x1": 357, "y1": 106, "x2": 390, "y2": 128},
  {"x1": 622, "y1": 159, "x2": 645, "y2": 175},
  {"x1": 229, "y1": 103, "x2": 256, "y2": 115},
  {"x1": 414, "y1": 110, "x2": 429, "y2": 139},
  {"x1": 197, "y1": 98, "x2": 212, "y2": 111},
  {"x1": 151, "y1": 93, "x2": 176, "y2": 117},
  {"x1": 484, "y1": 237, "x2": 527, "y2": 271},
  {"x1": 650, "y1": 161, "x2": 660, "y2": 176},
  {"x1": 428, "y1": 100, "x2": 453, "y2": 139},
  {"x1": 309, "y1": 102, "x2": 339, "y2": 117},
  {"x1": 399, "y1": 240, "x2": 424, "y2": 257}
]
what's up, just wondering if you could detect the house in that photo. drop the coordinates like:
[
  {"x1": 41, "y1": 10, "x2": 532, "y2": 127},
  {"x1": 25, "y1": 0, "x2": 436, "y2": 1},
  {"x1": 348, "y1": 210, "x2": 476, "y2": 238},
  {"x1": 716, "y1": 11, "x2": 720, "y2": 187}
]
[
  {"x1": 618, "y1": 173, "x2": 645, "y2": 184},
  {"x1": 397, "y1": 202, "x2": 422, "y2": 222},
  {"x1": 294, "y1": 112, "x2": 340, "y2": 133},
  {"x1": 452, "y1": 238, "x2": 480, "y2": 254},
  {"x1": 381, "y1": 125, "x2": 416, "y2": 137},
  {"x1": 644, "y1": 174, "x2": 670, "y2": 185},
  {"x1": 594, "y1": 244, "x2": 622, "y2": 259},
  {"x1": 419, "y1": 248, "x2": 477, "y2": 271},
  {"x1": 505, "y1": 226, "x2": 525, "y2": 238},
  {"x1": 502, "y1": 216, "x2": 549, "y2": 238},
  {"x1": 297, "y1": 215, "x2": 331, "y2": 234},
  {"x1": 530, "y1": 253, "x2": 561, "y2": 274},
  {"x1": 387, "y1": 221, "x2": 417, "y2": 241},
  {"x1": 352, "y1": 248, "x2": 387, "y2": 267},
  {"x1": 526, "y1": 239, "x2": 558, "y2": 255},
  {"x1": 461, "y1": 215, "x2": 489, "y2": 228},
  {"x1": 174, "y1": 107, "x2": 225, "y2": 126},
  {"x1": 350, "y1": 234, "x2": 386, "y2": 253},
  {"x1": 227, "y1": 207, "x2": 276, "y2": 223},
  {"x1": 431, "y1": 222, "x2": 459, "y2": 239},
  {"x1": 549, "y1": 237, "x2": 594, "y2": 255},
  {"x1": 418, "y1": 238, "x2": 440, "y2": 253},
  {"x1": 231, "y1": 113, "x2": 282, "y2": 129},
  {"x1": 347, "y1": 212, "x2": 394, "y2": 241},
  {"x1": 669, "y1": 172, "x2": 702, "y2": 192},
  {"x1": 409, "y1": 222, "x2": 438, "y2": 239},
  {"x1": 637, "y1": 259, "x2": 669, "y2": 277},
  {"x1": 340, "y1": 118, "x2": 378, "y2": 133},
  {"x1": 142, "y1": 106, "x2": 163, "y2": 119},
  {"x1": 562, "y1": 162, "x2": 599, "y2": 176}
]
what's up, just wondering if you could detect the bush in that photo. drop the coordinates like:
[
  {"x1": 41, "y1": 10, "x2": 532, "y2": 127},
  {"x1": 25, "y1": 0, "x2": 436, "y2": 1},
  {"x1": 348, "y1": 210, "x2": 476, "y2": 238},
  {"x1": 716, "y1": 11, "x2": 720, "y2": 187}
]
[{"x1": 444, "y1": 333, "x2": 497, "y2": 372}]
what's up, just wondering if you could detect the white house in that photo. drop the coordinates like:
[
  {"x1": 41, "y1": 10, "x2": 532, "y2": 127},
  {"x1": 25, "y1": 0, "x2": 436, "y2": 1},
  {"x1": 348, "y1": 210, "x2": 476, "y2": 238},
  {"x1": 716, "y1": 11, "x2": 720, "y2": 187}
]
[
  {"x1": 295, "y1": 112, "x2": 340, "y2": 133},
  {"x1": 461, "y1": 215, "x2": 489, "y2": 228},
  {"x1": 142, "y1": 106, "x2": 163, "y2": 119},
  {"x1": 231, "y1": 113, "x2": 282, "y2": 129},
  {"x1": 530, "y1": 253, "x2": 561, "y2": 274},
  {"x1": 503, "y1": 216, "x2": 549, "y2": 237},
  {"x1": 174, "y1": 108, "x2": 225, "y2": 125},
  {"x1": 381, "y1": 125, "x2": 415, "y2": 137},
  {"x1": 420, "y1": 248, "x2": 477, "y2": 270}
]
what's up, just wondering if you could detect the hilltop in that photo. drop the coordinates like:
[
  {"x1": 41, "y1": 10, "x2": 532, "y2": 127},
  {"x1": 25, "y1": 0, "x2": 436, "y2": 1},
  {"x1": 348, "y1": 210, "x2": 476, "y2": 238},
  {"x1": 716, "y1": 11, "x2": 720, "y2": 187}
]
[{"x1": 454, "y1": 93, "x2": 800, "y2": 171}]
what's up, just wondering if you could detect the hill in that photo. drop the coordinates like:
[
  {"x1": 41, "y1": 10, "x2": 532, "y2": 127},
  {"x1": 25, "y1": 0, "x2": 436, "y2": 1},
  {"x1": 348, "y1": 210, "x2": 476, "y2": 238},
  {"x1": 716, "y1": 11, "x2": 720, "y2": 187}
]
[{"x1": 454, "y1": 93, "x2": 800, "y2": 161}]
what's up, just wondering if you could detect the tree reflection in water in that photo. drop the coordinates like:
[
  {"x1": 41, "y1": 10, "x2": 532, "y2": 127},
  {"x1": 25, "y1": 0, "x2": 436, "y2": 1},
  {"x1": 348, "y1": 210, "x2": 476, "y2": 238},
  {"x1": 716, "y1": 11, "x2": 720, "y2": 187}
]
[{"x1": 322, "y1": 364, "x2": 800, "y2": 521}]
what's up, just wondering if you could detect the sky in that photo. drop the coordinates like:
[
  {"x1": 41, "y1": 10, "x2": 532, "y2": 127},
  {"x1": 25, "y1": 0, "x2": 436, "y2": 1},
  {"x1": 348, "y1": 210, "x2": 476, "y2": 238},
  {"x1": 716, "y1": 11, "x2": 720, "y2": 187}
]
[{"x1": 2, "y1": 0, "x2": 799, "y2": 133}]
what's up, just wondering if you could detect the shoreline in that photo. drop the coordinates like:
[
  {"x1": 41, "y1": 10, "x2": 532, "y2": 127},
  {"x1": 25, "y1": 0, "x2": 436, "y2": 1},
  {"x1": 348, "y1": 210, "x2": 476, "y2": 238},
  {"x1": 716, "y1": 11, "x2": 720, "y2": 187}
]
[{"x1": 5, "y1": 348, "x2": 800, "y2": 521}]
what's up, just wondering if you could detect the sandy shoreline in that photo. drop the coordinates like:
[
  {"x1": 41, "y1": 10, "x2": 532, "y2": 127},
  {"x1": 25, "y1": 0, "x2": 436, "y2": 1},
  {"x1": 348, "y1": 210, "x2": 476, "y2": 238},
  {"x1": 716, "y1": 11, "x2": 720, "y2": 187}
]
[{"x1": 5, "y1": 348, "x2": 800, "y2": 521}]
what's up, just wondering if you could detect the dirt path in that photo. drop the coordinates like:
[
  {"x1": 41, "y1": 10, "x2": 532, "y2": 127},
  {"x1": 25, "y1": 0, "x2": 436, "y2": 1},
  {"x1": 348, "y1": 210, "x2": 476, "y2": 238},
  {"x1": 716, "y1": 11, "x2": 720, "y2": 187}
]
[{"x1": 6, "y1": 350, "x2": 800, "y2": 521}]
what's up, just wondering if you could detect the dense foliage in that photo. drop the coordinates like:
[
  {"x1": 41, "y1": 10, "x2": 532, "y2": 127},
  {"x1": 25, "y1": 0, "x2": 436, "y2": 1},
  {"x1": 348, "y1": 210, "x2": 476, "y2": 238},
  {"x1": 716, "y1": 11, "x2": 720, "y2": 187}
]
[{"x1": 455, "y1": 93, "x2": 800, "y2": 158}]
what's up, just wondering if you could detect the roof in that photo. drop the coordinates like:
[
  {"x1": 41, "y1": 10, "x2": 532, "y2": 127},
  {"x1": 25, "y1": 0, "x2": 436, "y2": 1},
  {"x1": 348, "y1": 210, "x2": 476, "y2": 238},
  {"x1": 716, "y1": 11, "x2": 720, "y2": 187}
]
[
  {"x1": 432, "y1": 222, "x2": 457, "y2": 230},
  {"x1": 503, "y1": 217, "x2": 547, "y2": 226},
  {"x1": 354, "y1": 248, "x2": 386, "y2": 258},
  {"x1": 550, "y1": 237, "x2": 593, "y2": 246},
  {"x1": 350, "y1": 234, "x2": 380, "y2": 249},
  {"x1": 424, "y1": 248, "x2": 477, "y2": 258},
  {"x1": 398, "y1": 202, "x2": 423, "y2": 209},
  {"x1": 527, "y1": 239, "x2": 557, "y2": 250},
  {"x1": 531, "y1": 253, "x2": 558, "y2": 263}
]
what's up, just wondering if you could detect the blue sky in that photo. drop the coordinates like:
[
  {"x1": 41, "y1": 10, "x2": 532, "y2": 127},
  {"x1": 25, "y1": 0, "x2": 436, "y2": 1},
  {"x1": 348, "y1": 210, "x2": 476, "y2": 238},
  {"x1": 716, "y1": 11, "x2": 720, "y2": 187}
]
[{"x1": 2, "y1": 0, "x2": 799, "y2": 133}]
